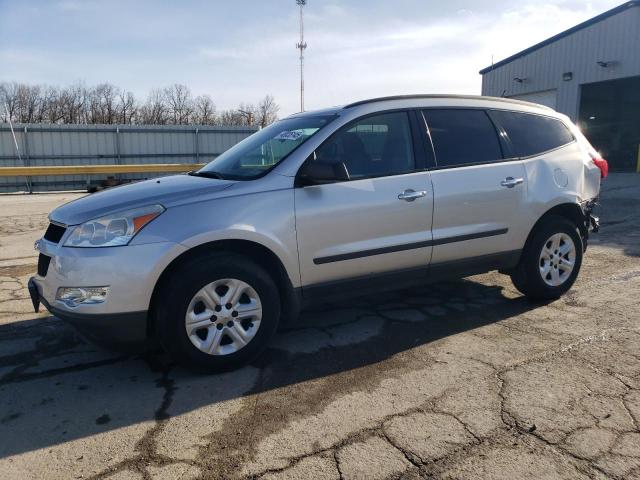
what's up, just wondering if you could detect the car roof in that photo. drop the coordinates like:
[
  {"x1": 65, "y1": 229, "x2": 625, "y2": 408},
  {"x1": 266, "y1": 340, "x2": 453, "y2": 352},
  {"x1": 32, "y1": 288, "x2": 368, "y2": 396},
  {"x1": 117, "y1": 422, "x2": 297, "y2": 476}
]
[
  {"x1": 288, "y1": 94, "x2": 555, "y2": 120},
  {"x1": 286, "y1": 106, "x2": 344, "y2": 118},
  {"x1": 342, "y1": 94, "x2": 554, "y2": 111}
]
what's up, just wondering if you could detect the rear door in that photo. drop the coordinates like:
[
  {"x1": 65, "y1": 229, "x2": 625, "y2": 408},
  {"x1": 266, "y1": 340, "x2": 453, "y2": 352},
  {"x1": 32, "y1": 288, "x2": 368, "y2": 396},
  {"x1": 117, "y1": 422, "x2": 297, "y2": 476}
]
[
  {"x1": 421, "y1": 108, "x2": 529, "y2": 265},
  {"x1": 294, "y1": 110, "x2": 434, "y2": 288}
]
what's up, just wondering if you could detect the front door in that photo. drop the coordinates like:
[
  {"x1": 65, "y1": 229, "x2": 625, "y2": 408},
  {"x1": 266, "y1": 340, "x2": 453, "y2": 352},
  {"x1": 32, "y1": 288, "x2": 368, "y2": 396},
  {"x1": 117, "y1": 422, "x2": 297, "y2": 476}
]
[{"x1": 294, "y1": 111, "x2": 434, "y2": 287}]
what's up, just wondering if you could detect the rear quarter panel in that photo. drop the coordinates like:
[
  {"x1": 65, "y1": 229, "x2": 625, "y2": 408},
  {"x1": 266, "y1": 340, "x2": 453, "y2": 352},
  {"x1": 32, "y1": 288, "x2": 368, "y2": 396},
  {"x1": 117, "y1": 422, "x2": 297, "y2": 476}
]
[{"x1": 522, "y1": 140, "x2": 600, "y2": 224}]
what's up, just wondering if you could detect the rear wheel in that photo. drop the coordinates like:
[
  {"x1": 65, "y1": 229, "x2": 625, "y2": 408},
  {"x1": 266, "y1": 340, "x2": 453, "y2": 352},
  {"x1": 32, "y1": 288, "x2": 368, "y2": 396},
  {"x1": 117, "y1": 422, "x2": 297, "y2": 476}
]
[
  {"x1": 155, "y1": 252, "x2": 280, "y2": 372},
  {"x1": 510, "y1": 216, "x2": 583, "y2": 300}
]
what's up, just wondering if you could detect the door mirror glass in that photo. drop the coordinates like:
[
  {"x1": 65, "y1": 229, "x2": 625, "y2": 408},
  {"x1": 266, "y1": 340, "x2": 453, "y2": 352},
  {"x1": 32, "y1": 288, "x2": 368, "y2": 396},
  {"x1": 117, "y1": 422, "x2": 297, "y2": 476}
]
[{"x1": 297, "y1": 154, "x2": 350, "y2": 185}]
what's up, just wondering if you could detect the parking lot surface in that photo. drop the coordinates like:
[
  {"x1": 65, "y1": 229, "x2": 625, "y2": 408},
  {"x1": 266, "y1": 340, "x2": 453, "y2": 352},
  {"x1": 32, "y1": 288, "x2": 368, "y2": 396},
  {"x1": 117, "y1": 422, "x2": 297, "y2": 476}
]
[{"x1": 0, "y1": 175, "x2": 639, "y2": 480}]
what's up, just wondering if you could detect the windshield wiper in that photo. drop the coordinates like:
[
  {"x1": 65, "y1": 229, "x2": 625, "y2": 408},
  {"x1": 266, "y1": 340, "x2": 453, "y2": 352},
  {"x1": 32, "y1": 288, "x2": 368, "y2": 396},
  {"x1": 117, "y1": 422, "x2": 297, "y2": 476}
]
[{"x1": 189, "y1": 170, "x2": 226, "y2": 180}]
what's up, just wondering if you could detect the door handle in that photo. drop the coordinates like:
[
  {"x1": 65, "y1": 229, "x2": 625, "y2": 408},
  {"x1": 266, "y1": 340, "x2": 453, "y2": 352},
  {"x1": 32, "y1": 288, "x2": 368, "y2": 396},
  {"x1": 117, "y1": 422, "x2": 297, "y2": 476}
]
[
  {"x1": 398, "y1": 189, "x2": 427, "y2": 202},
  {"x1": 500, "y1": 177, "x2": 524, "y2": 188}
]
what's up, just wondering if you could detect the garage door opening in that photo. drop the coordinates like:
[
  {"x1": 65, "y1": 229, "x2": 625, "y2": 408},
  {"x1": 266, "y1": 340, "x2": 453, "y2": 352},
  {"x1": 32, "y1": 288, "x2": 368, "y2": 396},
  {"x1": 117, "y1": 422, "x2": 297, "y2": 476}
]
[{"x1": 579, "y1": 75, "x2": 640, "y2": 172}]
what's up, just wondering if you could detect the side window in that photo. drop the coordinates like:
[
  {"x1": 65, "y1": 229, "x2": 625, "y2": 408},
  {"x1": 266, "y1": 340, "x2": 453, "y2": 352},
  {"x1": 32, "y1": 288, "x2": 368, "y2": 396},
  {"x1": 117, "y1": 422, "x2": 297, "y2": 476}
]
[
  {"x1": 315, "y1": 111, "x2": 415, "y2": 179},
  {"x1": 491, "y1": 110, "x2": 574, "y2": 157},
  {"x1": 423, "y1": 109, "x2": 503, "y2": 168}
]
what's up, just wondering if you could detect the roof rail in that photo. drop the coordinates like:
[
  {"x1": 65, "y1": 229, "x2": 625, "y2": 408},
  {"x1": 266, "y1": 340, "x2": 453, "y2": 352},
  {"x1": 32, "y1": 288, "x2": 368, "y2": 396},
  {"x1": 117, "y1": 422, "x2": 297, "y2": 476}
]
[{"x1": 343, "y1": 94, "x2": 553, "y2": 110}]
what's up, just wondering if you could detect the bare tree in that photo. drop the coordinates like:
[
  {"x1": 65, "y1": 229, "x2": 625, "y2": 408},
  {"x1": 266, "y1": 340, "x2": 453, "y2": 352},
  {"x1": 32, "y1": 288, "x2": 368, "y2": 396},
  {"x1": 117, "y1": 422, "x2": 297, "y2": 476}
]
[
  {"x1": 193, "y1": 95, "x2": 216, "y2": 125},
  {"x1": 1, "y1": 80, "x2": 278, "y2": 127},
  {"x1": 33, "y1": 86, "x2": 51, "y2": 122},
  {"x1": 0, "y1": 82, "x2": 19, "y2": 122},
  {"x1": 218, "y1": 109, "x2": 244, "y2": 126},
  {"x1": 236, "y1": 103, "x2": 256, "y2": 126},
  {"x1": 256, "y1": 94, "x2": 279, "y2": 128},
  {"x1": 59, "y1": 83, "x2": 87, "y2": 124},
  {"x1": 164, "y1": 83, "x2": 193, "y2": 124},
  {"x1": 139, "y1": 88, "x2": 168, "y2": 125},
  {"x1": 0, "y1": 84, "x2": 6, "y2": 122},
  {"x1": 118, "y1": 90, "x2": 137, "y2": 124},
  {"x1": 13, "y1": 84, "x2": 43, "y2": 123},
  {"x1": 87, "y1": 83, "x2": 120, "y2": 124},
  {"x1": 42, "y1": 86, "x2": 64, "y2": 123}
]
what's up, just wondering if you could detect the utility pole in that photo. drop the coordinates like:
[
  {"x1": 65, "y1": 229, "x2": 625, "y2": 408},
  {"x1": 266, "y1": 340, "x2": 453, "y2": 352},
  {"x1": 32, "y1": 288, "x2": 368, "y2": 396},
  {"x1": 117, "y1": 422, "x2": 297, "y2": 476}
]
[{"x1": 296, "y1": 0, "x2": 307, "y2": 112}]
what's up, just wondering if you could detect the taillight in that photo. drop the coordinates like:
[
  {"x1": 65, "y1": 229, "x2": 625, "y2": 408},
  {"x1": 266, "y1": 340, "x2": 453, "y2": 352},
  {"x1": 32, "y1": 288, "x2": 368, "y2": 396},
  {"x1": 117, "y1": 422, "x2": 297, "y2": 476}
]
[{"x1": 591, "y1": 154, "x2": 608, "y2": 179}]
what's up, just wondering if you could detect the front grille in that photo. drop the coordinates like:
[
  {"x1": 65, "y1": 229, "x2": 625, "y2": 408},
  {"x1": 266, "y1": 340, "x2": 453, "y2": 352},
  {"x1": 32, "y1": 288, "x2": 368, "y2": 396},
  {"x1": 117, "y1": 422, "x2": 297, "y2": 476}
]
[
  {"x1": 44, "y1": 223, "x2": 66, "y2": 244},
  {"x1": 38, "y1": 254, "x2": 51, "y2": 277}
]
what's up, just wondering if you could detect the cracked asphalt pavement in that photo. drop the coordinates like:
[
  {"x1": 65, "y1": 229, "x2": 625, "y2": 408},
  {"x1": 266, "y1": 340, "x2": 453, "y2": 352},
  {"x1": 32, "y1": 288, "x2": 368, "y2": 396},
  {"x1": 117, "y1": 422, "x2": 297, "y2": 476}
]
[{"x1": 0, "y1": 174, "x2": 639, "y2": 480}]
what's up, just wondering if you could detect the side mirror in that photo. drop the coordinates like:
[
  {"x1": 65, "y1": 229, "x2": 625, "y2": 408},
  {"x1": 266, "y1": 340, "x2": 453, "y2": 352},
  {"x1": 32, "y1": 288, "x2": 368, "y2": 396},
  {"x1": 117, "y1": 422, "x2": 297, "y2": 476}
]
[{"x1": 297, "y1": 155, "x2": 349, "y2": 186}]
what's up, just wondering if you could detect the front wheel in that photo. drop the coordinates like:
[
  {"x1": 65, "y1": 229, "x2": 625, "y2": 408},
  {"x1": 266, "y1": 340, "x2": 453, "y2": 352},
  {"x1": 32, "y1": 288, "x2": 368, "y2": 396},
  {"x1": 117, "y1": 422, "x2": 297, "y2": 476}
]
[
  {"x1": 510, "y1": 216, "x2": 583, "y2": 300},
  {"x1": 154, "y1": 253, "x2": 280, "y2": 372}
]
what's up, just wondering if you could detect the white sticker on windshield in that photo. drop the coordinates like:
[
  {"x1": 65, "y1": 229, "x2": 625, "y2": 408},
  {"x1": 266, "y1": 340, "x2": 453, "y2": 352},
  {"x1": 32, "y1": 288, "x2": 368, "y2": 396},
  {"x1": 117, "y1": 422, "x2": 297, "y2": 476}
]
[{"x1": 274, "y1": 130, "x2": 303, "y2": 141}]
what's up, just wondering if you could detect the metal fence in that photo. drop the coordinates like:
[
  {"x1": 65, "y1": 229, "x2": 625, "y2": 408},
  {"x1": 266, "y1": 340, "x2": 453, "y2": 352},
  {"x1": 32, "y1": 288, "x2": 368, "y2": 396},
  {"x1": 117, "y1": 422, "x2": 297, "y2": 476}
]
[{"x1": 0, "y1": 123, "x2": 258, "y2": 192}]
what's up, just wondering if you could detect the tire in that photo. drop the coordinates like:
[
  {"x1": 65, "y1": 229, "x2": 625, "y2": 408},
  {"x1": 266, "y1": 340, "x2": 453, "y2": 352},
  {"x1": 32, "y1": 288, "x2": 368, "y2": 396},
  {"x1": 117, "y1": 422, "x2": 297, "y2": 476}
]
[
  {"x1": 154, "y1": 252, "x2": 280, "y2": 372},
  {"x1": 510, "y1": 215, "x2": 583, "y2": 300}
]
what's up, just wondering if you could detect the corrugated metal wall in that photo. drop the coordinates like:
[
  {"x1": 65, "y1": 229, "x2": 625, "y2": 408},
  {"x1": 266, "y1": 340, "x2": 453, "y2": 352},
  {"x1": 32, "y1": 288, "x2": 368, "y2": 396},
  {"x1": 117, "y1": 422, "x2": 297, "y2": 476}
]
[
  {"x1": 480, "y1": 5, "x2": 640, "y2": 120},
  {"x1": 0, "y1": 124, "x2": 257, "y2": 192}
]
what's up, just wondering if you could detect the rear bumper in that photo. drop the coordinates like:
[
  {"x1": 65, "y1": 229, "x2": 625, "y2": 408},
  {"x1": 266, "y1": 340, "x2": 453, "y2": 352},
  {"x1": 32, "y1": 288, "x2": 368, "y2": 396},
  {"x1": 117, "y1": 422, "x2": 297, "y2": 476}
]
[
  {"x1": 30, "y1": 278, "x2": 148, "y2": 348},
  {"x1": 580, "y1": 199, "x2": 600, "y2": 250},
  {"x1": 587, "y1": 209, "x2": 600, "y2": 233}
]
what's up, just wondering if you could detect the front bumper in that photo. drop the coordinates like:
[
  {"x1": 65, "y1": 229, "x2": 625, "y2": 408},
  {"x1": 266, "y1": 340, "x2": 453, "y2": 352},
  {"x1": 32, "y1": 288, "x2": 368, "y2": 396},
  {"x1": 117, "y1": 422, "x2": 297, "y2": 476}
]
[
  {"x1": 29, "y1": 279, "x2": 148, "y2": 347},
  {"x1": 29, "y1": 236, "x2": 186, "y2": 347}
]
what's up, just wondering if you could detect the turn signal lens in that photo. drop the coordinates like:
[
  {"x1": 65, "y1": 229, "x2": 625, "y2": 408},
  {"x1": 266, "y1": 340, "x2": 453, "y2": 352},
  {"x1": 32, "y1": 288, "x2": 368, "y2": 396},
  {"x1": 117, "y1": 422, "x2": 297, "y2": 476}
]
[{"x1": 133, "y1": 212, "x2": 160, "y2": 232}]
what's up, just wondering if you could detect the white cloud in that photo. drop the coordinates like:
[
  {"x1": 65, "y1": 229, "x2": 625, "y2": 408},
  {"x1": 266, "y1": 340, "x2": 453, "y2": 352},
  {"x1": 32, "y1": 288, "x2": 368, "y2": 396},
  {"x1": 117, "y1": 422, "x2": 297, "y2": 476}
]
[{"x1": 0, "y1": 0, "x2": 624, "y2": 116}]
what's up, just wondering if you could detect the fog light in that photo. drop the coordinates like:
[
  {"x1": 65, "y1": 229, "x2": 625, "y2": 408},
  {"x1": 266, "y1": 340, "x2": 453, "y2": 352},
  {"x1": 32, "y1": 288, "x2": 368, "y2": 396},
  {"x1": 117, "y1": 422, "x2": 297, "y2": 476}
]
[{"x1": 56, "y1": 287, "x2": 109, "y2": 307}]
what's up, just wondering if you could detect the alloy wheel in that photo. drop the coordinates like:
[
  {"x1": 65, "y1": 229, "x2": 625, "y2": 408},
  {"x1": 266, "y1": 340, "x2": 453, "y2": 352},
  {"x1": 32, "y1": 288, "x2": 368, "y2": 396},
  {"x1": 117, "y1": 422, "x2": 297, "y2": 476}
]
[
  {"x1": 184, "y1": 278, "x2": 262, "y2": 356},
  {"x1": 539, "y1": 233, "x2": 576, "y2": 287}
]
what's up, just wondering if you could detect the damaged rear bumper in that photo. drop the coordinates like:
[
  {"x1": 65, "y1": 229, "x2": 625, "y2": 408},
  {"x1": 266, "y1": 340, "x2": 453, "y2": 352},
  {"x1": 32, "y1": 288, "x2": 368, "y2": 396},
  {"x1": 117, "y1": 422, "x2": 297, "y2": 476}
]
[{"x1": 580, "y1": 199, "x2": 600, "y2": 250}]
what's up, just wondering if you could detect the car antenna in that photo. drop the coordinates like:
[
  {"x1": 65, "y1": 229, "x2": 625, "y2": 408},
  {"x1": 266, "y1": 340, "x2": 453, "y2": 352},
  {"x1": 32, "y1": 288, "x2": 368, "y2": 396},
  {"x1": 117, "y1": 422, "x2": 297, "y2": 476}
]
[{"x1": 4, "y1": 103, "x2": 31, "y2": 193}]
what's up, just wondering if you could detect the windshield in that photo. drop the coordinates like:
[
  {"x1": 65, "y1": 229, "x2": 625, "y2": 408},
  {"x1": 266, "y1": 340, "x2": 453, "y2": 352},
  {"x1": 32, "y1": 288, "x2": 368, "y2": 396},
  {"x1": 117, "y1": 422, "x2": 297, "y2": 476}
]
[{"x1": 198, "y1": 114, "x2": 337, "y2": 179}]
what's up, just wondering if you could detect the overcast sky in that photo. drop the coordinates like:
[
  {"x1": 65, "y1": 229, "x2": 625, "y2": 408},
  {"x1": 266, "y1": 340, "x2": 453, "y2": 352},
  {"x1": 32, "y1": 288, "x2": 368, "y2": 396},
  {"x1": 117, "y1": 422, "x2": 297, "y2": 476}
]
[{"x1": 0, "y1": 0, "x2": 624, "y2": 116}]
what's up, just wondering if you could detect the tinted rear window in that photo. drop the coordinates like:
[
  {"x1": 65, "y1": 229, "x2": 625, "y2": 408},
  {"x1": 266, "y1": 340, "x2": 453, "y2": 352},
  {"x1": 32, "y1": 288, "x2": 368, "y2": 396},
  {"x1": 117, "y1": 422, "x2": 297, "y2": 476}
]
[
  {"x1": 422, "y1": 109, "x2": 503, "y2": 168},
  {"x1": 491, "y1": 110, "x2": 574, "y2": 157}
]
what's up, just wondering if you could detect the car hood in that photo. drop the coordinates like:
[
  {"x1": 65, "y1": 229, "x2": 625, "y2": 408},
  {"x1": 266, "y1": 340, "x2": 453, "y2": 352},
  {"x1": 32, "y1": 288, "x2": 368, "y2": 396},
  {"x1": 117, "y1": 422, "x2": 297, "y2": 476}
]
[{"x1": 50, "y1": 174, "x2": 235, "y2": 225}]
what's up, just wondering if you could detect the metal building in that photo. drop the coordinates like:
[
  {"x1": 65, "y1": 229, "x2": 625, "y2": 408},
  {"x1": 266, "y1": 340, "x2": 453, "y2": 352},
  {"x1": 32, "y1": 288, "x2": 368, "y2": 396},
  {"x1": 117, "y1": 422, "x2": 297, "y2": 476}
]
[
  {"x1": 0, "y1": 124, "x2": 257, "y2": 192},
  {"x1": 480, "y1": 1, "x2": 640, "y2": 171}
]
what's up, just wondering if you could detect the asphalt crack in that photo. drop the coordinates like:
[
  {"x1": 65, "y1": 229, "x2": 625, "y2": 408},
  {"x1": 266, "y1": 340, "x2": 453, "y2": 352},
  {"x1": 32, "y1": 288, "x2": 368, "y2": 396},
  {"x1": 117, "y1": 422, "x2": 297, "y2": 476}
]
[{"x1": 89, "y1": 354, "x2": 188, "y2": 480}]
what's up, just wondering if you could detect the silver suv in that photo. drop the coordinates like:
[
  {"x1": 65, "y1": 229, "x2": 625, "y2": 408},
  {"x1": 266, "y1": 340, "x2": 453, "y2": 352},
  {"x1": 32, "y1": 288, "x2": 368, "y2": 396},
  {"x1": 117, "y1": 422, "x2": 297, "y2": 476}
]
[{"x1": 29, "y1": 95, "x2": 608, "y2": 371}]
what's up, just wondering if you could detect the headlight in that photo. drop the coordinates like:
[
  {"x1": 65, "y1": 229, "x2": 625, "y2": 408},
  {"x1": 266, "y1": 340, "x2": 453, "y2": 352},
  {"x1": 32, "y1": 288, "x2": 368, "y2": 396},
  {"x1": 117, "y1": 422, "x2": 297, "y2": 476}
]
[{"x1": 64, "y1": 204, "x2": 165, "y2": 247}]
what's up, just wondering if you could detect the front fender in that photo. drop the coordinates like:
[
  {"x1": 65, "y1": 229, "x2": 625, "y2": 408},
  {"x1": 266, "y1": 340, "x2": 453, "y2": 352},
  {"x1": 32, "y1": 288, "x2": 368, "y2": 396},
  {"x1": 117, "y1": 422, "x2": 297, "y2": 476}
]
[
  {"x1": 134, "y1": 188, "x2": 300, "y2": 287},
  {"x1": 179, "y1": 227, "x2": 300, "y2": 287}
]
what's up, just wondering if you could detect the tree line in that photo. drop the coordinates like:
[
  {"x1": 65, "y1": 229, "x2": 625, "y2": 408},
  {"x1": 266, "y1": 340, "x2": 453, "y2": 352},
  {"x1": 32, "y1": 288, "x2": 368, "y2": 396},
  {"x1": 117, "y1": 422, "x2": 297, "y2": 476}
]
[{"x1": 0, "y1": 82, "x2": 280, "y2": 127}]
